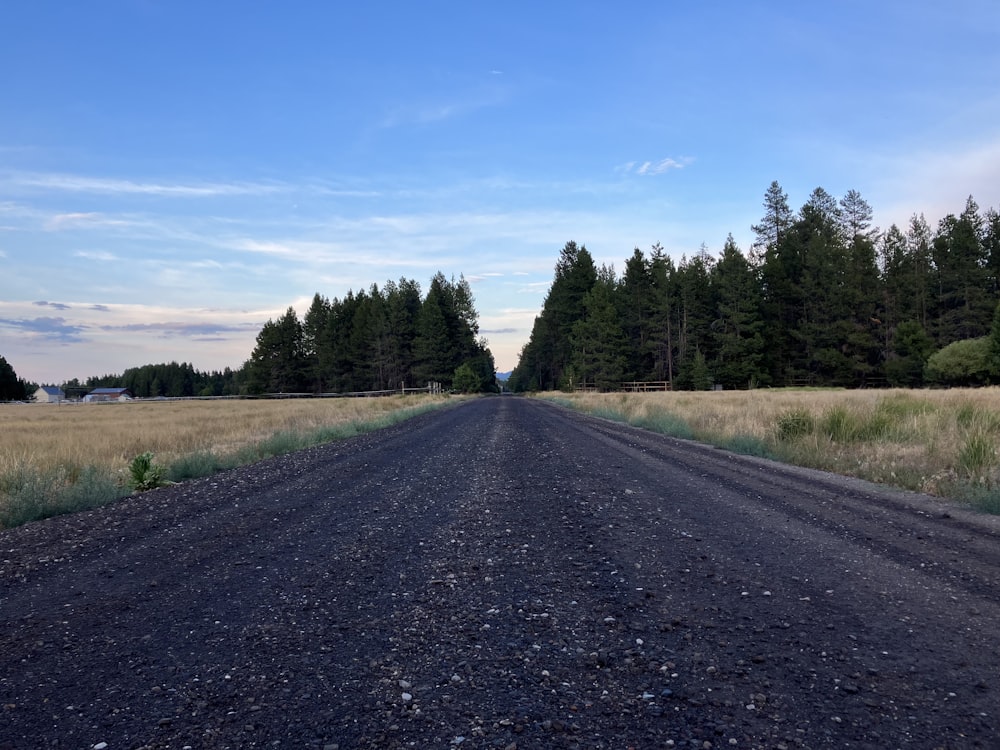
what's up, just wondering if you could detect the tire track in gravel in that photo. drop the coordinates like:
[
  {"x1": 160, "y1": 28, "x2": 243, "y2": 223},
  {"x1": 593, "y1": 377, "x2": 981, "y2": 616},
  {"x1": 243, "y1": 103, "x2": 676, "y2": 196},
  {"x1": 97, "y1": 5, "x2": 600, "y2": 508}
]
[{"x1": 2, "y1": 397, "x2": 999, "y2": 749}]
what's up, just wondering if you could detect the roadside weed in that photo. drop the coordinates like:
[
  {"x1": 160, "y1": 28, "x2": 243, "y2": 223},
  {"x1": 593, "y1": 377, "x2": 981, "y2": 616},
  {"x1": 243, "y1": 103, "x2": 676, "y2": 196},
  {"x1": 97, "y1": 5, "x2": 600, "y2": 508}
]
[
  {"x1": 128, "y1": 452, "x2": 167, "y2": 492},
  {"x1": 958, "y1": 431, "x2": 997, "y2": 480},
  {"x1": 776, "y1": 409, "x2": 814, "y2": 441}
]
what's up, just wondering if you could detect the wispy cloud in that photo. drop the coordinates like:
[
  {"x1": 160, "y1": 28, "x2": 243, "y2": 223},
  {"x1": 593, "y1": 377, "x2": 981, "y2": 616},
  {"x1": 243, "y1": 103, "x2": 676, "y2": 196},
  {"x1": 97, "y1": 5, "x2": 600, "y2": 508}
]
[
  {"x1": 48, "y1": 212, "x2": 137, "y2": 231},
  {"x1": 619, "y1": 157, "x2": 695, "y2": 176},
  {"x1": 8, "y1": 172, "x2": 289, "y2": 198},
  {"x1": 379, "y1": 87, "x2": 507, "y2": 128},
  {"x1": 100, "y1": 321, "x2": 256, "y2": 338},
  {"x1": 0, "y1": 316, "x2": 88, "y2": 343},
  {"x1": 34, "y1": 300, "x2": 72, "y2": 310},
  {"x1": 465, "y1": 272, "x2": 504, "y2": 283},
  {"x1": 73, "y1": 250, "x2": 120, "y2": 261}
]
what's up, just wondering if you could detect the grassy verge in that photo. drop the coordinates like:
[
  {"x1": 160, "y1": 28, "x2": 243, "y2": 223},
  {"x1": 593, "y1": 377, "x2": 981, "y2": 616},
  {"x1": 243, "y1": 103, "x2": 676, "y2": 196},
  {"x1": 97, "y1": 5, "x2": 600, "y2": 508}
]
[
  {"x1": 0, "y1": 395, "x2": 456, "y2": 529},
  {"x1": 542, "y1": 389, "x2": 1000, "y2": 514}
]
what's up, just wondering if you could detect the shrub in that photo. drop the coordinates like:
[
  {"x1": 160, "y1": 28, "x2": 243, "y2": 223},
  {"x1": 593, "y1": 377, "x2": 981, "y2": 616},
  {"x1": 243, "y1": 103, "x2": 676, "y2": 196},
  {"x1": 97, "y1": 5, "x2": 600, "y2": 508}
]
[
  {"x1": 452, "y1": 363, "x2": 482, "y2": 394},
  {"x1": 925, "y1": 337, "x2": 996, "y2": 386},
  {"x1": 128, "y1": 452, "x2": 167, "y2": 492},
  {"x1": 776, "y1": 408, "x2": 814, "y2": 441}
]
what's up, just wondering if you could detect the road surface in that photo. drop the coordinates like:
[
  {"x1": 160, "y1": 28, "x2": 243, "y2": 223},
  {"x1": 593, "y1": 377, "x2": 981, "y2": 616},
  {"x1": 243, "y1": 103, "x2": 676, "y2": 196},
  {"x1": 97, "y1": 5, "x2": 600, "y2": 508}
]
[{"x1": 2, "y1": 397, "x2": 999, "y2": 749}]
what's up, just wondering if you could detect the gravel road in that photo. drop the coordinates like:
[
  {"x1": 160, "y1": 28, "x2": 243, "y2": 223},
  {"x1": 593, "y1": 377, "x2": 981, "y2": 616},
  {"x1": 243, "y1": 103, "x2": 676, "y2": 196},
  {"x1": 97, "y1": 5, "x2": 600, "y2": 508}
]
[{"x1": 2, "y1": 397, "x2": 999, "y2": 750}]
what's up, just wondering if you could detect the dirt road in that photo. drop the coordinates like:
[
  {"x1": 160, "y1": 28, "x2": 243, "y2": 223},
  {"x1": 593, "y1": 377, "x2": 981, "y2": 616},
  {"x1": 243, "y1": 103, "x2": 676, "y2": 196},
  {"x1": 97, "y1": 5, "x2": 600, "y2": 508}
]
[{"x1": 2, "y1": 397, "x2": 999, "y2": 749}]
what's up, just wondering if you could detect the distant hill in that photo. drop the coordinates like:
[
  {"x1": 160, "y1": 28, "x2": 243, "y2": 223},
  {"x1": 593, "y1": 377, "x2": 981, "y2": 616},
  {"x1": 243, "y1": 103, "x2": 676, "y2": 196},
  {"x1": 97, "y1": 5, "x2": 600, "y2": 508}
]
[{"x1": 496, "y1": 371, "x2": 512, "y2": 382}]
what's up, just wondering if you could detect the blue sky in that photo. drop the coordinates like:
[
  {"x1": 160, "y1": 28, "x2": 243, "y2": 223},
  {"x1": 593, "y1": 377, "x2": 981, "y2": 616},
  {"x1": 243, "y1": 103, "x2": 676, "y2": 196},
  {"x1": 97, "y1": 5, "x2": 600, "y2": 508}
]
[{"x1": 2, "y1": 1, "x2": 999, "y2": 384}]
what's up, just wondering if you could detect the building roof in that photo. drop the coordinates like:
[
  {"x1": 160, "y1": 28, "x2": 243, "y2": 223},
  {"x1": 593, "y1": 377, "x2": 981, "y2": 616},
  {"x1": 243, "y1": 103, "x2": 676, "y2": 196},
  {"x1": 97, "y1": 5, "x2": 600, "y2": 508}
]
[
  {"x1": 38, "y1": 386, "x2": 65, "y2": 395},
  {"x1": 88, "y1": 387, "x2": 132, "y2": 395}
]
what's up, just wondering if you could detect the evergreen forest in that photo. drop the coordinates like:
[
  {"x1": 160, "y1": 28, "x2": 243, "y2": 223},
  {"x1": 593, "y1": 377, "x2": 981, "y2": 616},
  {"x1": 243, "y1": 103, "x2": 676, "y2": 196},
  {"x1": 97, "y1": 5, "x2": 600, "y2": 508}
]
[
  {"x1": 509, "y1": 183, "x2": 1000, "y2": 392},
  {"x1": 243, "y1": 272, "x2": 495, "y2": 394},
  {"x1": 32, "y1": 272, "x2": 495, "y2": 399}
]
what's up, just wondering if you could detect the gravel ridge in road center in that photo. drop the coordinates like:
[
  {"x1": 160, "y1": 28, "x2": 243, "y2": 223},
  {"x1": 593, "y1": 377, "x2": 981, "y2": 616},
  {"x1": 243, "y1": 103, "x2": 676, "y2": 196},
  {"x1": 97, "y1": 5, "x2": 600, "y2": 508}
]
[{"x1": 2, "y1": 397, "x2": 998, "y2": 749}]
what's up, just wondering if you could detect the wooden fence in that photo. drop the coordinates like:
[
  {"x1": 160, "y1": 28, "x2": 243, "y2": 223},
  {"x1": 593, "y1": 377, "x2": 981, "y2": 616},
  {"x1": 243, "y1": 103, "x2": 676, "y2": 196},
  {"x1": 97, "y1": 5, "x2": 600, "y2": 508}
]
[{"x1": 621, "y1": 381, "x2": 671, "y2": 392}]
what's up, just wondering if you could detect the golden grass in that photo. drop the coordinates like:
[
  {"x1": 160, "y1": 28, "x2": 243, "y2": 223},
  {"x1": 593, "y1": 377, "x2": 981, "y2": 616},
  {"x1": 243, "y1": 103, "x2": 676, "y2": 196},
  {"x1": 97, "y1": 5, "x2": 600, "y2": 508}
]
[
  {"x1": 0, "y1": 394, "x2": 451, "y2": 479},
  {"x1": 543, "y1": 388, "x2": 1000, "y2": 507}
]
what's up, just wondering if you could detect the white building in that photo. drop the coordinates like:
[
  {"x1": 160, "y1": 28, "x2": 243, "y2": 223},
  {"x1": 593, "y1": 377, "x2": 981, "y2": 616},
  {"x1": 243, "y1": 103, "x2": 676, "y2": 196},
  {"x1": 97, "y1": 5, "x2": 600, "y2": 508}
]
[{"x1": 34, "y1": 386, "x2": 66, "y2": 404}]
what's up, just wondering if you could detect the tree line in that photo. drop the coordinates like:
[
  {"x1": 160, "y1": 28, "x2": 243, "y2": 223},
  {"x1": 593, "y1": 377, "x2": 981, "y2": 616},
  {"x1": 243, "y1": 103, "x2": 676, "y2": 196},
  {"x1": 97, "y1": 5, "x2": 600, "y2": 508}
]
[
  {"x1": 82, "y1": 362, "x2": 244, "y2": 398},
  {"x1": 244, "y1": 272, "x2": 495, "y2": 394},
  {"x1": 3, "y1": 272, "x2": 494, "y2": 400},
  {"x1": 509, "y1": 183, "x2": 1000, "y2": 392}
]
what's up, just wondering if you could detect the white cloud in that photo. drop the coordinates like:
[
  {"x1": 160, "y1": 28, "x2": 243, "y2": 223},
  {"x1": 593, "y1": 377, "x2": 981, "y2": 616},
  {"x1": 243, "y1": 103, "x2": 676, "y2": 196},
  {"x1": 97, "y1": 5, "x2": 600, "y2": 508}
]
[
  {"x1": 631, "y1": 156, "x2": 695, "y2": 175},
  {"x1": 7, "y1": 172, "x2": 289, "y2": 198},
  {"x1": 616, "y1": 157, "x2": 694, "y2": 175},
  {"x1": 73, "y1": 250, "x2": 120, "y2": 261},
  {"x1": 47, "y1": 212, "x2": 138, "y2": 231}
]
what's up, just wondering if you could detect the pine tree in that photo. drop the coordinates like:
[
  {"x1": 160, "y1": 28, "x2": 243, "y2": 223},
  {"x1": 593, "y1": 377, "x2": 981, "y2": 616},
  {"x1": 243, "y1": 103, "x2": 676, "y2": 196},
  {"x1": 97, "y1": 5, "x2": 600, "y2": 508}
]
[
  {"x1": 571, "y1": 266, "x2": 627, "y2": 390},
  {"x1": 839, "y1": 189, "x2": 882, "y2": 384},
  {"x1": 751, "y1": 180, "x2": 793, "y2": 262},
  {"x1": 246, "y1": 307, "x2": 306, "y2": 393},
  {"x1": 412, "y1": 276, "x2": 457, "y2": 386},
  {"x1": 619, "y1": 248, "x2": 656, "y2": 379},
  {"x1": 985, "y1": 207, "x2": 1000, "y2": 295},
  {"x1": 674, "y1": 248, "x2": 715, "y2": 376},
  {"x1": 302, "y1": 293, "x2": 331, "y2": 392},
  {"x1": 761, "y1": 187, "x2": 852, "y2": 384},
  {"x1": 383, "y1": 278, "x2": 421, "y2": 389},
  {"x1": 710, "y1": 235, "x2": 766, "y2": 388},
  {"x1": 510, "y1": 241, "x2": 597, "y2": 390},
  {"x1": 647, "y1": 244, "x2": 678, "y2": 384},
  {"x1": 930, "y1": 196, "x2": 991, "y2": 344},
  {"x1": 0, "y1": 355, "x2": 28, "y2": 401},
  {"x1": 320, "y1": 292, "x2": 361, "y2": 392},
  {"x1": 885, "y1": 320, "x2": 934, "y2": 387}
]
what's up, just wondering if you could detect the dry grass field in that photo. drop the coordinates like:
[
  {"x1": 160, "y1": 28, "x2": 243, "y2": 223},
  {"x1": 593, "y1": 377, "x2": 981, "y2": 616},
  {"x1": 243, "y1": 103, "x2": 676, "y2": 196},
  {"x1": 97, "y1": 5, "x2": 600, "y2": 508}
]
[
  {"x1": 543, "y1": 388, "x2": 1000, "y2": 513},
  {"x1": 0, "y1": 394, "x2": 453, "y2": 528}
]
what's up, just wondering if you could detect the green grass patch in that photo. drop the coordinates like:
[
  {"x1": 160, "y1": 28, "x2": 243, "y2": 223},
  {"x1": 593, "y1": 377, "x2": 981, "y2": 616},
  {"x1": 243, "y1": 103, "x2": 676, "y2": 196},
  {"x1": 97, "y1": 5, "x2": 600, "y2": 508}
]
[
  {"x1": 776, "y1": 408, "x2": 815, "y2": 441},
  {"x1": 958, "y1": 431, "x2": 997, "y2": 479},
  {"x1": 1, "y1": 464, "x2": 124, "y2": 529},
  {"x1": 719, "y1": 433, "x2": 775, "y2": 459},
  {"x1": 631, "y1": 412, "x2": 694, "y2": 440}
]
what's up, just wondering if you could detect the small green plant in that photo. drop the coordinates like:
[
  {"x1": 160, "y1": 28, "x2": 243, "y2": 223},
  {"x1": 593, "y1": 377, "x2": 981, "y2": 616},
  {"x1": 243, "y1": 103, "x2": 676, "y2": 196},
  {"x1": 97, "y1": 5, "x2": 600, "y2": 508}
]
[
  {"x1": 822, "y1": 406, "x2": 857, "y2": 442},
  {"x1": 956, "y1": 402, "x2": 978, "y2": 429},
  {"x1": 128, "y1": 451, "x2": 167, "y2": 492},
  {"x1": 857, "y1": 409, "x2": 895, "y2": 442},
  {"x1": 958, "y1": 431, "x2": 996, "y2": 480},
  {"x1": 776, "y1": 408, "x2": 814, "y2": 441}
]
